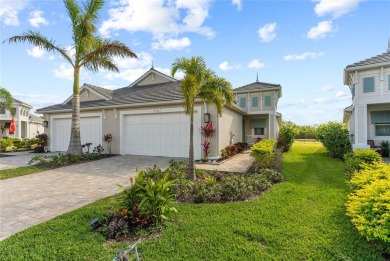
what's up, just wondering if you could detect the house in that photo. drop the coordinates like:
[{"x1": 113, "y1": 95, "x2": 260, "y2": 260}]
[
  {"x1": 36, "y1": 68, "x2": 282, "y2": 159},
  {"x1": 343, "y1": 42, "x2": 390, "y2": 150},
  {"x1": 0, "y1": 98, "x2": 44, "y2": 139}
]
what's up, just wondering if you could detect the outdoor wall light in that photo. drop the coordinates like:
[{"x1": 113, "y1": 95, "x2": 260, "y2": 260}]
[
  {"x1": 204, "y1": 113, "x2": 210, "y2": 123},
  {"x1": 43, "y1": 120, "x2": 49, "y2": 127}
]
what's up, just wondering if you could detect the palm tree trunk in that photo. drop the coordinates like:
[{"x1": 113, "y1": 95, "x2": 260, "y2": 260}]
[
  {"x1": 67, "y1": 68, "x2": 82, "y2": 154},
  {"x1": 188, "y1": 110, "x2": 196, "y2": 180}
]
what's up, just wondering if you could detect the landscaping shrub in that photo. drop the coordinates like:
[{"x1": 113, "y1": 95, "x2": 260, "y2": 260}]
[
  {"x1": 346, "y1": 162, "x2": 390, "y2": 253},
  {"x1": 316, "y1": 122, "x2": 351, "y2": 159},
  {"x1": 28, "y1": 152, "x2": 103, "y2": 167},
  {"x1": 250, "y1": 139, "x2": 275, "y2": 157},
  {"x1": 251, "y1": 139, "x2": 283, "y2": 172},
  {"x1": 224, "y1": 144, "x2": 238, "y2": 157},
  {"x1": 344, "y1": 149, "x2": 383, "y2": 177},
  {"x1": 277, "y1": 123, "x2": 297, "y2": 152},
  {"x1": 381, "y1": 140, "x2": 389, "y2": 157},
  {"x1": 0, "y1": 138, "x2": 13, "y2": 152},
  {"x1": 221, "y1": 142, "x2": 249, "y2": 158}
]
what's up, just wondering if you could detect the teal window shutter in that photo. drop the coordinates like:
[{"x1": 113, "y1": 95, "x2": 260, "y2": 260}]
[
  {"x1": 371, "y1": 111, "x2": 390, "y2": 124},
  {"x1": 388, "y1": 75, "x2": 390, "y2": 90},
  {"x1": 251, "y1": 119, "x2": 266, "y2": 128},
  {"x1": 252, "y1": 97, "x2": 258, "y2": 107},
  {"x1": 363, "y1": 77, "x2": 375, "y2": 93},
  {"x1": 264, "y1": 96, "x2": 271, "y2": 106},
  {"x1": 239, "y1": 97, "x2": 246, "y2": 108}
]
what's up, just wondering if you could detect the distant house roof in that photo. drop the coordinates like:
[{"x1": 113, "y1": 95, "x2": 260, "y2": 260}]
[
  {"x1": 234, "y1": 81, "x2": 281, "y2": 92},
  {"x1": 86, "y1": 84, "x2": 114, "y2": 100},
  {"x1": 13, "y1": 98, "x2": 32, "y2": 108},
  {"x1": 345, "y1": 52, "x2": 390, "y2": 71},
  {"x1": 29, "y1": 114, "x2": 43, "y2": 123}
]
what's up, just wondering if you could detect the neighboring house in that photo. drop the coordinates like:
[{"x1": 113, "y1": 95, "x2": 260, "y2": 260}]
[
  {"x1": 343, "y1": 42, "x2": 390, "y2": 149},
  {"x1": 0, "y1": 98, "x2": 44, "y2": 139},
  {"x1": 37, "y1": 68, "x2": 282, "y2": 159}
]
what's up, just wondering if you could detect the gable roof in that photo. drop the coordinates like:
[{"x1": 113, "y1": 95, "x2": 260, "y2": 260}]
[
  {"x1": 129, "y1": 67, "x2": 177, "y2": 87},
  {"x1": 62, "y1": 84, "x2": 113, "y2": 104},
  {"x1": 37, "y1": 81, "x2": 183, "y2": 113},
  {"x1": 13, "y1": 98, "x2": 32, "y2": 108},
  {"x1": 28, "y1": 114, "x2": 43, "y2": 123},
  {"x1": 234, "y1": 81, "x2": 282, "y2": 95},
  {"x1": 345, "y1": 52, "x2": 390, "y2": 71}
]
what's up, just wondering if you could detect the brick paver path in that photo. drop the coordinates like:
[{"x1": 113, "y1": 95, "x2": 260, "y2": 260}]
[
  {"x1": 195, "y1": 151, "x2": 254, "y2": 173},
  {"x1": 0, "y1": 155, "x2": 178, "y2": 241}
]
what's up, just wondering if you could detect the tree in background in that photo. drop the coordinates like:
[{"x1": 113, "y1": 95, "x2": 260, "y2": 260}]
[
  {"x1": 277, "y1": 122, "x2": 298, "y2": 152},
  {"x1": 171, "y1": 56, "x2": 233, "y2": 180},
  {"x1": 0, "y1": 87, "x2": 13, "y2": 112},
  {"x1": 4, "y1": 0, "x2": 137, "y2": 154},
  {"x1": 316, "y1": 121, "x2": 351, "y2": 159}
]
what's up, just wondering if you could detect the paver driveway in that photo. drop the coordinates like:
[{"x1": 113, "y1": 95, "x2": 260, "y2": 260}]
[
  {"x1": 0, "y1": 155, "x2": 180, "y2": 241},
  {"x1": 0, "y1": 151, "x2": 58, "y2": 170}
]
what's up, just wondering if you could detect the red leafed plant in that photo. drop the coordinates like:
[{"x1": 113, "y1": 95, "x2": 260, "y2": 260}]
[
  {"x1": 200, "y1": 122, "x2": 215, "y2": 138},
  {"x1": 202, "y1": 140, "x2": 211, "y2": 159},
  {"x1": 103, "y1": 133, "x2": 113, "y2": 154}
]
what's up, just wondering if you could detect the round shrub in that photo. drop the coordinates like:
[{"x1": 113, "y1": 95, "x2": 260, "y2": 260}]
[
  {"x1": 277, "y1": 123, "x2": 298, "y2": 152},
  {"x1": 344, "y1": 149, "x2": 383, "y2": 177},
  {"x1": 261, "y1": 169, "x2": 285, "y2": 183},
  {"x1": 316, "y1": 122, "x2": 351, "y2": 159}
]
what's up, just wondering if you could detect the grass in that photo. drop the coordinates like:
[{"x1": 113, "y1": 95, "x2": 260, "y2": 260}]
[
  {"x1": 0, "y1": 142, "x2": 384, "y2": 260},
  {"x1": 0, "y1": 165, "x2": 50, "y2": 180}
]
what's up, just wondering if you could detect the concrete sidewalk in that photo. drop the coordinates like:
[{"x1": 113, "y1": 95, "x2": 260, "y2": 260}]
[
  {"x1": 0, "y1": 155, "x2": 179, "y2": 241},
  {"x1": 0, "y1": 151, "x2": 58, "y2": 170},
  {"x1": 195, "y1": 151, "x2": 254, "y2": 173}
]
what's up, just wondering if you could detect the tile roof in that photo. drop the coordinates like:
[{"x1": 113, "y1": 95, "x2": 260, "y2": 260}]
[
  {"x1": 234, "y1": 81, "x2": 281, "y2": 92},
  {"x1": 346, "y1": 52, "x2": 390, "y2": 70},
  {"x1": 37, "y1": 81, "x2": 183, "y2": 112}
]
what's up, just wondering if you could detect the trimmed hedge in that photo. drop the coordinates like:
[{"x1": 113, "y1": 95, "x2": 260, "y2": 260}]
[
  {"x1": 344, "y1": 149, "x2": 383, "y2": 177},
  {"x1": 250, "y1": 139, "x2": 275, "y2": 157},
  {"x1": 346, "y1": 162, "x2": 390, "y2": 253}
]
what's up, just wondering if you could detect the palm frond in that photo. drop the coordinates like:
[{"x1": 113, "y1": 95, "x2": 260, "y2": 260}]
[
  {"x1": 83, "y1": 56, "x2": 118, "y2": 72},
  {"x1": 171, "y1": 56, "x2": 207, "y2": 84},
  {"x1": 201, "y1": 77, "x2": 234, "y2": 106},
  {"x1": 198, "y1": 89, "x2": 224, "y2": 116},
  {"x1": 3, "y1": 31, "x2": 73, "y2": 66},
  {"x1": 80, "y1": 39, "x2": 137, "y2": 69}
]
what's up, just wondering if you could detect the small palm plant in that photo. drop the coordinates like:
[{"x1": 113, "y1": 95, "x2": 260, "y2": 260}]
[{"x1": 380, "y1": 140, "x2": 389, "y2": 157}]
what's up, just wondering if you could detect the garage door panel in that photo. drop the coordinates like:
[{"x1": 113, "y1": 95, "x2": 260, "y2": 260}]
[{"x1": 123, "y1": 111, "x2": 201, "y2": 158}]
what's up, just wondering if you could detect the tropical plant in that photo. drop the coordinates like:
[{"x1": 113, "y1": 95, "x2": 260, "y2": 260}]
[
  {"x1": 3, "y1": 0, "x2": 137, "y2": 154},
  {"x1": 171, "y1": 56, "x2": 233, "y2": 180},
  {"x1": 380, "y1": 140, "x2": 389, "y2": 157},
  {"x1": 0, "y1": 87, "x2": 13, "y2": 112},
  {"x1": 103, "y1": 133, "x2": 113, "y2": 154}
]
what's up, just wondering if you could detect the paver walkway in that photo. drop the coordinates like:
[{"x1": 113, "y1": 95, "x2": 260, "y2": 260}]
[
  {"x1": 0, "y1": 151, "x2": 58, "y2": 170},
  {"x1": 0, "y1": 155, "x2": 179, "y2": 241},
  {"x1": 195, "y1": 150, "x2": 254, "y2": 173}
]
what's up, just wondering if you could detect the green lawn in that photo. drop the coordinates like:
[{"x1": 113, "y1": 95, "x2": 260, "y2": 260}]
[
  {"x1": 0, "y1": 165, "x2": 50, "y2": 180},
  {"x1": 0, "y1": 142, "x2": 383, "y2": 260}
]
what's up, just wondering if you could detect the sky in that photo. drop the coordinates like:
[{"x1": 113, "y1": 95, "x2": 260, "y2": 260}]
[{"x1": 1, "y1": 0, "x2": 389, "y2": 125}]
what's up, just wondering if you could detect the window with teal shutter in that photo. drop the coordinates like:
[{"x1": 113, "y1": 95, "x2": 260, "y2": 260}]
[
  {"x1": 264, "y1": 96, "x2": 271, "y2": 106},
  {"x1": 239, "y1": 97, "x2": 246, "y2": 108},
  {"x1": 363, "y1": 77, "x2": 375, "y2": 93},
  {"x1": 252, "y1": 97, "x2": 258, "y2": 107},
  {"x1": 388, "y1": 75, "x2": 390, "y2": 90}
]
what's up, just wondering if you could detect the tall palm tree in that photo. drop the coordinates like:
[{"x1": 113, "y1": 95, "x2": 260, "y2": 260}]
[
  {"x1": 171, "y1": 56, "x2": 233, "y2": 180},
  {"x1": 3, "y1": 0, "x2": 137, "y2": 154}
]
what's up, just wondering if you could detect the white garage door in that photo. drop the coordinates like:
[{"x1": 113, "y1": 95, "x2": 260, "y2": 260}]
[
  {"x1": 51, "y1": 116, "x2": 102, "y2": 152},
  {"x1": 122, "y1": 112, "x2": 201, "y2": 158}
]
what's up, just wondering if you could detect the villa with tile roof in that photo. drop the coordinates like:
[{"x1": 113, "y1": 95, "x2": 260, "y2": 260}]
[
  {"x1": 37, "y1": 68, "x2": 282, "y2": 159},
  {"x1": 343, "y1": 42, "x2": 390, "y2": 149}
]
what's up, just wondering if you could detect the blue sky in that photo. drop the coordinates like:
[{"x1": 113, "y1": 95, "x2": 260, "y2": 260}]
[{"x1": 1, "y1": 0, "x2": 389, "y2": 125}]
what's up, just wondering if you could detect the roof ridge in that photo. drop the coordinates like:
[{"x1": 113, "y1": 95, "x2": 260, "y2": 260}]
[
  {"x1": 235, "y1": 81, "x2": 281, "y2": 90},
  {"x1": 346, "y1": 52, "x2": 390, "y2": 68}
]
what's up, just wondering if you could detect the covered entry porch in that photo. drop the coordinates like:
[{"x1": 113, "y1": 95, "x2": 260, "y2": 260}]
[{"x1": 243, "y1": 113, "x2": 281, "y2": 144}]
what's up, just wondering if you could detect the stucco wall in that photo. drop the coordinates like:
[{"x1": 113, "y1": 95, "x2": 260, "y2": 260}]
[{"x1": 218, "y1": 106, "x2": 243, "y2": 156}]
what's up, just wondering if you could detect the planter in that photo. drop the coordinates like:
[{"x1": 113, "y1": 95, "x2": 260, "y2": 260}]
[{"x1": 34, "y1": 147, "x2": 45, "y2": 153}]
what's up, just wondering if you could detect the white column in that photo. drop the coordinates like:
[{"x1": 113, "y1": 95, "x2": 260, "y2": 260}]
[{"x1": 353, "y1": 104, "x2": 369, "y2": 150}]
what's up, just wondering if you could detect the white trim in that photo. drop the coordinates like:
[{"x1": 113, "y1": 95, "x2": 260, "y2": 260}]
[
  {"x1": 119, "y1": 106, "x2": 201, "y2": 159},
  {"x1": 62, "y1": 85, "x2": 110, "y2": 104},
  {"x1": 114, "y1": 108, "x2": 118, "y2": 119},
  {"x1": 49, "y1": 112, "x2": 102, "y2": 152},
  {"x1": 102, "y1": 109, "x2": 106, "y2": 120}
]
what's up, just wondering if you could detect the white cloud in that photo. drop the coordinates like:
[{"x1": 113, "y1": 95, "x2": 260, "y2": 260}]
[
  {"x1": 313, "y1": 0, "x2": 359, "y2": 18},
  {"x1": 0, "y1": 0, "x2": 27, "y2": 26},
  {"x1": 307, "y1": 20, "x2": 335, "y2": 39},
  {"x1": 112, "y1": 52, "x2": 153, "y2": 69},
  {"x1": 26, "y1": 46, "x2": 46, "y2": 58},
  {"x1": 336, "y1": 91, "x2": 350, "y2": 99},
  {"x1": 12, "y1": 93, "x2": 64, "y2": 110},
  {"x1": 219, "y1": 61, "x2": 240, "y2": 71},
  {"x1": 232, "y1": 0, "x2": 242, "y2": 11},
  {"x1": 248, "y1": 59, "x2": 266, "y2": 69},
  {"x1": 52, "y1": 63, "x2": 89, "y2": 81},
  {"x1": 258, "y1": 23, "x2": 277, "y2": 42},
  {"x1": 314, "y1": 97, "x2": 332, "y2": 104},
  {"x1": 99, "y1": 0, "x2": 214, "y2": 46},
  {"x1": 152, "y1": 37, "x2": 191, "y2": 50},
  {"x1": 29, "y1": 10, "x2": 49, "y2": 27},
  {"x1": 320, "y1": 84, "x2": 334, "y2": 92},
  {"x1": 284, "y1": 52, "x2": 324, "y2": 61}
]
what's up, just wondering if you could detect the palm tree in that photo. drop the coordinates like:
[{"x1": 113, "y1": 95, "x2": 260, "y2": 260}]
[
  {"x1": 3, "y1": 0, "x2": 137, "y2": 154},
  {"x1": 0, "y1": 87, "x2": 13, "y2": 112},
  {"x1": 171, "y1": 56, "x2": 233, "y2": 180}
]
